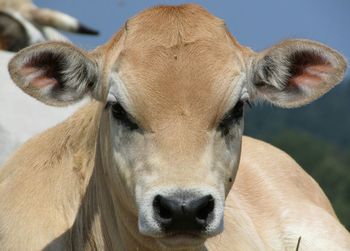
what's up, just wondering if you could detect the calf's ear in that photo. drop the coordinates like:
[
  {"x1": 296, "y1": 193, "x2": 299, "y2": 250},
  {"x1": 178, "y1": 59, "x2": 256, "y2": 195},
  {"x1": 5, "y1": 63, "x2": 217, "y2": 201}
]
[
  {"x1": 250, "y1": 39, "x2": 347, "y2": 108},
  {"x1": 8, "y1": 42, "x2": 100, "y2": 106}
]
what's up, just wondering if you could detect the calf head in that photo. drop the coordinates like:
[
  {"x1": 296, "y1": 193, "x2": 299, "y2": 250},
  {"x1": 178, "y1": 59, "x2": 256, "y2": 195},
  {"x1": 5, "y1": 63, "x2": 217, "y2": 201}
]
[{"x1": 8, "y1": 4, "x2": 346, "y2": 249}]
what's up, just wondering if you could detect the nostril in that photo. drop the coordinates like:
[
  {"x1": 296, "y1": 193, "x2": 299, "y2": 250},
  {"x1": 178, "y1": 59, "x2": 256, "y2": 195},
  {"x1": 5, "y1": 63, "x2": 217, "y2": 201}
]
[
  {"x1": 195, "y1": 195, "x2": 215, "y2": 222},
  {"x1": 152, "y1": 193, "x2": 217, "y2": 232},
  {"x1": 153, "y1": 195, "x2": 172, "y2": 221}
]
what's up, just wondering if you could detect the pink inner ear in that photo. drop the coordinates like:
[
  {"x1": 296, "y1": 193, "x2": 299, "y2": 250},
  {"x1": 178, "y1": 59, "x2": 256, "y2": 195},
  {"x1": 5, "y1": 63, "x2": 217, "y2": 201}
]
[
  {"x1": 20, "y1": 66, "x2": 58, "y2": 88},
  {"x1": 288, "y1": 51, "x2": 334, "y2": 88},
  {"x1": 31, "y1": 76, "x2": 58, "y2": 88},
  {"x1": 291, "y1": 64, "x2": 334, "y2": 87}
]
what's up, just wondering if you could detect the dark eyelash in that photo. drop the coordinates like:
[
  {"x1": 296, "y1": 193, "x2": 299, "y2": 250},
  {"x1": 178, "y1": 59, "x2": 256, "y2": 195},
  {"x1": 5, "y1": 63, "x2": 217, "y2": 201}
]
[
  {"x1": 218, "y1": 100, "x2": 246, "y2": 135},
  {"x1": 110, "y1": 102, "x2": 139, "y2": 131},
  {"x1": 246, "y1": 100, "x2": 253, "y2": 109}
]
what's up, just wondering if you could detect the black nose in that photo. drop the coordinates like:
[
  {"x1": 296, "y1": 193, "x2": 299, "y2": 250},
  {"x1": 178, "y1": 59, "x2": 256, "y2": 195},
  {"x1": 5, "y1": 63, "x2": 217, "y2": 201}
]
[{"x1": 153, "y1": 194, "x2": 215, "y2": 232}]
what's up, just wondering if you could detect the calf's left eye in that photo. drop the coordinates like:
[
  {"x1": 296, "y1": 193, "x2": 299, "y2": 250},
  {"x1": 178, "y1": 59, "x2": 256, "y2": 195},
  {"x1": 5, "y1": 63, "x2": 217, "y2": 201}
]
[{"x1": 218, "y1": 100, "x2": 244, "y2": 135}]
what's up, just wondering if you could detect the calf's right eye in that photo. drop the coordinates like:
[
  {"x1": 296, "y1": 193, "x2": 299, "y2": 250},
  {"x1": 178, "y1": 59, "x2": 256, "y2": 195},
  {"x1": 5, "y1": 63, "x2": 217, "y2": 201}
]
[{"x1": 111, "y1": 102, "x2": 140, "y2": 131}]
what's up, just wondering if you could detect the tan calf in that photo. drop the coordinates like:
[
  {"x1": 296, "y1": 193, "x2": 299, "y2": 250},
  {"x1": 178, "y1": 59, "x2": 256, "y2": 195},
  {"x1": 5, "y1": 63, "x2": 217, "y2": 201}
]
[{"x1": 1, "y1": 4, "x2": 349, "y2": 251}]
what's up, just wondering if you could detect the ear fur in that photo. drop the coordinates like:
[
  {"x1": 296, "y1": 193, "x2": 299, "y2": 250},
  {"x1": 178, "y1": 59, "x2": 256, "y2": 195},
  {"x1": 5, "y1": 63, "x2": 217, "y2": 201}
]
[
  {"x1": 250, "y1": 39, "x2": 347, "y2": 108},
  {"x1": 8, "y1": 42, "x2": 100, "y2": 106}
]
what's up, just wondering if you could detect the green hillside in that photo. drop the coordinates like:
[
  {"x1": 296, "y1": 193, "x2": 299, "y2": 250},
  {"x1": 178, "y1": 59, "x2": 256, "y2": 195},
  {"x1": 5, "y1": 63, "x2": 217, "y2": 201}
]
[{"x1": 245, "y1": 79, "x2": 350, "y2": 229}]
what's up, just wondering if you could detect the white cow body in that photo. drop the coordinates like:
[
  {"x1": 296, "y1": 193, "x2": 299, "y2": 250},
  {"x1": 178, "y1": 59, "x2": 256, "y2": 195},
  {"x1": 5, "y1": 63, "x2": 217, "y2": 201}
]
[{"x1": 0, "y1": 0, "x2": 98, "y2": 52}]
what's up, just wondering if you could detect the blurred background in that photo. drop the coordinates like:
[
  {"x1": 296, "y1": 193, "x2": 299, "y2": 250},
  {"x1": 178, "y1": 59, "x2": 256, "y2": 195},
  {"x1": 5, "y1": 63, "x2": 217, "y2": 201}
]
[{"x1": 14, "y1": 0, "x2": 350, "y2": 228}]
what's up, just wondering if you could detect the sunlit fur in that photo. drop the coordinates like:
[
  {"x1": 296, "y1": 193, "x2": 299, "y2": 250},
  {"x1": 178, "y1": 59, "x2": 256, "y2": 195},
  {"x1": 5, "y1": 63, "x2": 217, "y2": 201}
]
[{"x1": 1, "y1": 4, "x2": 349, "y2": 251}]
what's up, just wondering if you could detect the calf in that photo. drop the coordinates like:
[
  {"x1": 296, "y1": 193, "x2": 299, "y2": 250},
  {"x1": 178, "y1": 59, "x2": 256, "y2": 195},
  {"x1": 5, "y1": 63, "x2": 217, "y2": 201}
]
[{"x1": 1, "y1": 4, "x2": 349, "y2": 251}]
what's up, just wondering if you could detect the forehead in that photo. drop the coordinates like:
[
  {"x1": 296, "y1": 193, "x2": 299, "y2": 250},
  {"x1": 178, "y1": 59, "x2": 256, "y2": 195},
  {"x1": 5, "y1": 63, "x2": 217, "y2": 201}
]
[{"x1": 113, "y1": 5, "x2": 246, "y2": 130}]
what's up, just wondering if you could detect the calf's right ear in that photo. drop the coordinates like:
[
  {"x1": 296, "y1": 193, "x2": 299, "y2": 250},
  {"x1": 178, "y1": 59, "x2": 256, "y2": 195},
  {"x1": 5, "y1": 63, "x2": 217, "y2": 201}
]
[{"x1": 8, "y1": 42, "x2": 101, "y2": 106}]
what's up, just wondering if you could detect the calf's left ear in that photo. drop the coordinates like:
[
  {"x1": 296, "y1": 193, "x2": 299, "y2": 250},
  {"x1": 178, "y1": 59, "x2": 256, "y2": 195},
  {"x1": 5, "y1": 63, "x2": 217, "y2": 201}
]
[
  {"x1": 8, "y1": 42, "x2": 101, "y2": 106},
  {"x1": 250, "y1": 39, "x2": 347, "y2": 108}
]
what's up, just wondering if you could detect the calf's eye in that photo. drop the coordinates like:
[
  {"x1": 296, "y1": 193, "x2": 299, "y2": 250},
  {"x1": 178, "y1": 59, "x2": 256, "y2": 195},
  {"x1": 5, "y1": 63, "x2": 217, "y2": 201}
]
[
  {"x1": 111, "y1": 102, "x2": 139, "y2": 131},
  {"x1": 218, "y1": 100, "x2": 245, "y2": 135}
]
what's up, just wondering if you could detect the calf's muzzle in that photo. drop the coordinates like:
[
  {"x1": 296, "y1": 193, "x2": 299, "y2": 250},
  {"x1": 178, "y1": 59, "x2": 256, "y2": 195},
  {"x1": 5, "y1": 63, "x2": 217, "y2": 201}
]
[{"x1": 153, "y1": 193, "x2": 215, "y2": 233}]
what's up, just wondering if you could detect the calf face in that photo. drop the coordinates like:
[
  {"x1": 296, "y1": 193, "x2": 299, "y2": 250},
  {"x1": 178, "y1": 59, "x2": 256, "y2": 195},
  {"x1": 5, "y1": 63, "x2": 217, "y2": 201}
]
[{"x1": 8, "y1": 4, "x2": 346, "y2": 249}]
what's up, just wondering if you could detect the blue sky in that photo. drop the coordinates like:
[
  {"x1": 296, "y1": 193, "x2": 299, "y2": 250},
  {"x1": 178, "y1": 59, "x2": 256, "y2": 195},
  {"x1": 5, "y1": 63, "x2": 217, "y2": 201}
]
[{"x1": 36, "y1": 0, "x2": 350, "y2": 74}]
